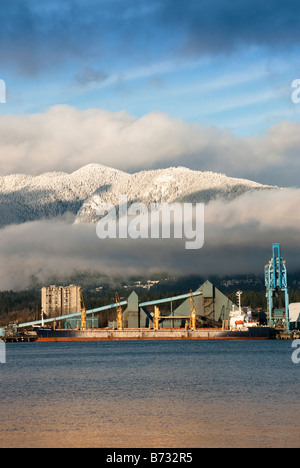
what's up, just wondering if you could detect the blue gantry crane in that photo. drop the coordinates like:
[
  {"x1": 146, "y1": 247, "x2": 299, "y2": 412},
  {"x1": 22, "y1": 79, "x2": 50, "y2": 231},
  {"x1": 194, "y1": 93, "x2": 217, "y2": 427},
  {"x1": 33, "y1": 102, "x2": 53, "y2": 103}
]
[{"x1": 265, "y1": 243, "x2": 290, "y2": 331}]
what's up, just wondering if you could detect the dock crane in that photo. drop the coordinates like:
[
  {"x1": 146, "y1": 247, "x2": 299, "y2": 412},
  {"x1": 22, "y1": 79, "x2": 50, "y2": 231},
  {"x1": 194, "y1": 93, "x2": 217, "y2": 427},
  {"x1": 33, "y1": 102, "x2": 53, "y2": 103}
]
[
  {"x1": 189, "y1": 289, "x2": 197, "y2": 330},
  {"x1": 80, "y1": 288, "x2": 87, "y2": 331},
  {"x1": 153, "y1": 305, "x2": 160, "y2": 331},
  {"x1": 265, "y1": 243, "x2": 290, "y2": 331},
  {"x1": 115, "y1": 292, "x2": 123, "y2": 330}
]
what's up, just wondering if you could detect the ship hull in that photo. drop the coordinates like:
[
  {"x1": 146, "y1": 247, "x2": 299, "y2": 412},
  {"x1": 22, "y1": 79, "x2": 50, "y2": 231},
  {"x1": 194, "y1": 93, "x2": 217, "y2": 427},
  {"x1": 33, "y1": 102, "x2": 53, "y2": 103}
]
[{"x1": 36, "y1": 326, "x2": 270, "y2": 342}]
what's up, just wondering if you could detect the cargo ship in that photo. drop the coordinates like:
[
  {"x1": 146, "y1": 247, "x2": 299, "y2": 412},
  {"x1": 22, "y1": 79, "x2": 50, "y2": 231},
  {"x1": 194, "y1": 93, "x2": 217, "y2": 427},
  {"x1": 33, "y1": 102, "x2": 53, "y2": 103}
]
[
  {"x1": 35, "y1": 295, "x2": 270, "y2": 341},
  {"x1": 36, "y1": 323, "x2": 270, "y2": 342},
  {"x1": 36, "y1": 328, "x2": 270, "y2": 341}
]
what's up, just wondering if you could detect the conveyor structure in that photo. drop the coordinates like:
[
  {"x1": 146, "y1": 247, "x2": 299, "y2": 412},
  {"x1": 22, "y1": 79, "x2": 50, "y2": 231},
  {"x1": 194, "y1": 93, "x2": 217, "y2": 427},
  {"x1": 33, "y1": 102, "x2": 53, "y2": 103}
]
[{"x1": 17, "y1": 290, "x2": 202, "y2": 330}]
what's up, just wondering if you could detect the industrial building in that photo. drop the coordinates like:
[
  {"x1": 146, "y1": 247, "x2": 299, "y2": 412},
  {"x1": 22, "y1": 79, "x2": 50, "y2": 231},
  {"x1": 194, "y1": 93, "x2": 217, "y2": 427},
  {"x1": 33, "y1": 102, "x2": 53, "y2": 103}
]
[
  {"x1": 37, "y1": 280, "x2": 238, "y2": 331},
  {"x1": 41, "y1": 285, "x2": 81, "y2": 318},
  {"x1": 120, "y1": 280, "x2": 237, "y2": 329},
  {"x1": 289, "y1": 303, "x2": 300, "y2": 328}
]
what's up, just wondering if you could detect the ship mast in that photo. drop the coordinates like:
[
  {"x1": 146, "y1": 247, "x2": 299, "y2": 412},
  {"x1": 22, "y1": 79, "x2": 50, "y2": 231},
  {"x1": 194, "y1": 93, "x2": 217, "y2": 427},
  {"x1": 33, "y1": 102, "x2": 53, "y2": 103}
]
[{"x1": 236, "y1": 290, "x2": 243, "y2": 313}]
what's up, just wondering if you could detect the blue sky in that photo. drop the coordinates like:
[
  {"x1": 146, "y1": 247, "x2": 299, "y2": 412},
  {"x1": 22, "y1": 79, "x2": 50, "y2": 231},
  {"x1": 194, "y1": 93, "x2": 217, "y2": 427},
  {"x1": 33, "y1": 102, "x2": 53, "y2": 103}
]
[{"x1": 0, "y1": 0, "x2": 300, "y2": 184}]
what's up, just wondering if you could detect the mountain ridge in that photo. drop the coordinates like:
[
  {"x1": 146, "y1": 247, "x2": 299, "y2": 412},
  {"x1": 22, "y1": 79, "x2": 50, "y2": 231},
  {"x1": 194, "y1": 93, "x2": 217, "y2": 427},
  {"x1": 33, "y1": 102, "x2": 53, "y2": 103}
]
[
  {"x1": 0, "y1": 163, "x2": 277, "y2": 227},
  {"x1": 74, "y1": 165, "x2": 276, "y2": 224}
]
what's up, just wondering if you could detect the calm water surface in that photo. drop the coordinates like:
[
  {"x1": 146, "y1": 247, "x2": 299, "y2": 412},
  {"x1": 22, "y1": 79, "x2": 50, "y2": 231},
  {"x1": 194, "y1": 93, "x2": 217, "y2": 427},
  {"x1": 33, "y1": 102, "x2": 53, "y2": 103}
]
[{"x1": 0, "y1": 340, "x2": 299, "y2": 448}]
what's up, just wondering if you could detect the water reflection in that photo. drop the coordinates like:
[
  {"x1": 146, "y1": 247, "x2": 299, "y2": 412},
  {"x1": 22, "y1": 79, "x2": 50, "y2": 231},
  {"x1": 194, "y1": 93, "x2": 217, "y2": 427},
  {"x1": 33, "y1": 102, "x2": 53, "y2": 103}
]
[{"x1": 0, "y1": 340, "x2": 299, "y2": 448}]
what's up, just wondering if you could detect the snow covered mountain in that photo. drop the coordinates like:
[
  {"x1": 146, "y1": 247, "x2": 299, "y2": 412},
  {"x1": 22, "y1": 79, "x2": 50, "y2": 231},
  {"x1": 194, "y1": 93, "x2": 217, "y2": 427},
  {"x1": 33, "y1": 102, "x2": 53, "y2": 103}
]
[
  {"x1": 0, "y1": 164, "x2": 275, "y2": 227},
  {"x1": 0, "y1": 164, "x2": 123, "y2": 227},
  {"x1": 75, "y1": 166, "x2": 275, "y2": 224}
]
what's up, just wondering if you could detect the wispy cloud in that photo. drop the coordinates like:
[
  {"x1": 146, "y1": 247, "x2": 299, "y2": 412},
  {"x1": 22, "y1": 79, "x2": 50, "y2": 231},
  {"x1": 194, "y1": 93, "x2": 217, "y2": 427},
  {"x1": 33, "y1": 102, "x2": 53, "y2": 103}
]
[{"x1": 74, "y1": 68, "x2": 109, "y2": 87}]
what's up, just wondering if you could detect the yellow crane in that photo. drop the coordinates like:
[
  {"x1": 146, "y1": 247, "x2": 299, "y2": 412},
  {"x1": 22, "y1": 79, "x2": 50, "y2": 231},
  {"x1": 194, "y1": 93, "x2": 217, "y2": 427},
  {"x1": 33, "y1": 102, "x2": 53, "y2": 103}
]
[
  {"x1": 190, "y1": 289, "x2": 197, "y2": 331},
  {"x1": 80, "y1": 288, "x2": 87, "y2": 331},
  {"x1": 153, "y1": 305, "x2": 160, "y2": 331},
  {"x1": 115, "y1": 292, "x2": 123, "y2": 330}
]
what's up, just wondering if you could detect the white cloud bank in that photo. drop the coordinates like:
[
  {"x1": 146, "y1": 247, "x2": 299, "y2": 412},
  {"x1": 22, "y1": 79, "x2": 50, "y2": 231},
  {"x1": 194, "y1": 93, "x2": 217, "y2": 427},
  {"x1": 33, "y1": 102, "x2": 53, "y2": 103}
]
[{"x1": 0, "y1": 105, "x2": 299, "y2": 187}]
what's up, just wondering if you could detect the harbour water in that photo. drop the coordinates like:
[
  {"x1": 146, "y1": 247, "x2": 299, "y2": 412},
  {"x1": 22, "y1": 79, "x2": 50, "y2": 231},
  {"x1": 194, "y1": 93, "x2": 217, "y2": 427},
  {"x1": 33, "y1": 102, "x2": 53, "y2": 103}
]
[{"x1": 0, "y1": 340, "x2": 299, "y2": 448}]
